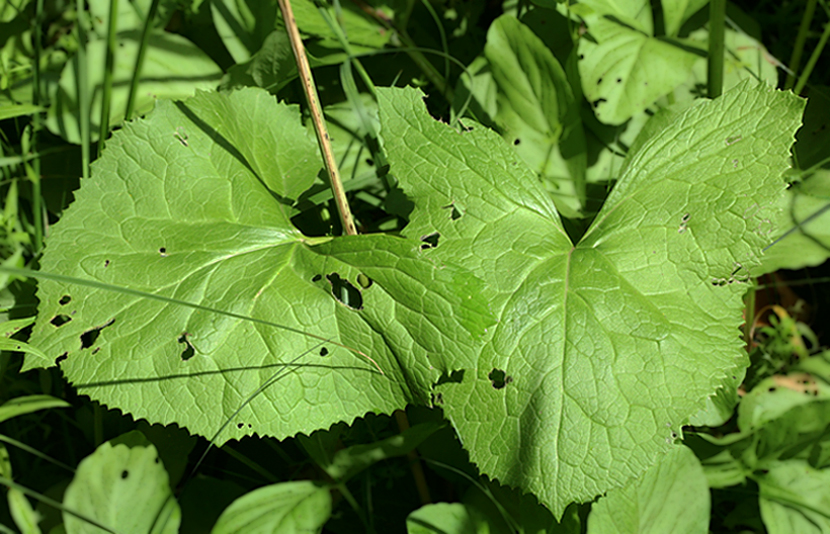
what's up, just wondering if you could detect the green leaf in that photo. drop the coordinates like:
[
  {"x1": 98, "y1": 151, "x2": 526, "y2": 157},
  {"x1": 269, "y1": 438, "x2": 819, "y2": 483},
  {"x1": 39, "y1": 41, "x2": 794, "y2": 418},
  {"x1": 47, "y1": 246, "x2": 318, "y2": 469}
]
[
  {"x1": 578, "y1": 17, "x2": 699, "y2": 125},
  {"x1": 0, "y1": 103, "x2": 43, "y2": 121},
  {"x1": 290, "y1": 0, "x2": 393, "y2": 50},
  {"x1": 211, "y1": 481, "x2": 331, "y2": 534},
  {"x1": 757, "y1": 460, "x2": 830, "y2": 534},
  {"x1": 736, "y1": 376, "x2": 830, "y2": 468},
  {"x1": 464, "y1": 481, "x2": 581, "y2": 534},
  {"x1": 738, "y1": 376, "x2": 830, "y2": 434},
  {"x1": 86, "y1": 0, "x2": 176, "y2": 37},
  {"x1": 661, "y1": 0, "x2": 708, "y2": 37},
  {"x1": 377, "y1": 81, "x2": 803, "y2": 515},
  {"x1": 484, "y1": 15, "x2": 587, "y2": 215},
  {"x1": 0, "y1": 394, "x2": 70, "y2": 424},
  {"x1": 63, "y1": 431, "x2": 181, "y2": 534},
  {"x1": 761, "y1": 170, "x2": 830, "y2": 273},
  {"x1": 0, "y1": 317, "x2": 50, "y2": 364},
  {"x1": 28, "y1": 88, "x2": 495, "y2": 444},
  {"x1": 667, "y1": 26, "x2": 779, "y2": 104},
  {"x1": 570, "y1": 0, "x2": 653, "y2": 34},
  {"x1": 586, "y1": 446, "x2": 709, "y2": 534},
  {"x1": 220, "y1": 29, "x2": 298, "y2": 92},
  {"x1": 323, "y1": 421, "x2": 443, "y2": 482},
  {"x1": 46, "y1": 31, "x2": 222, "y2": 144},
  {"x1": 407, "y1": 503, "x2": 489, "y2": 534},
  {"x1": 8, "y1": 487, "x2": 42, "y2": 534},
  {"x1": 686, "y1": 361, "x2": 747, "y2": 428},
  {"x1": 210, "y1": 0, "x2": 279, "y2": 63}
]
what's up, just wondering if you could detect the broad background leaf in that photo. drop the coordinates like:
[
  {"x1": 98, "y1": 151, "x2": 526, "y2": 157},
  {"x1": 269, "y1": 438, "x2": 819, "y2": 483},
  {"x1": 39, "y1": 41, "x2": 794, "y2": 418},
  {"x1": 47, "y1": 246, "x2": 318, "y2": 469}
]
[
  {"x1": 578, "y1": 16, "x2": 699, "y2": 125},
  {"x1": 63, "y1": 431, "x2": 180, "y2": 534},
  {"x1": 46, "y1": 32, "x2": 223, "y2": 144},
  {"x1": 211, "y1": 480, "x2": 331, "y2": 534},
  {"x1": 377, "y1": 81, "x2": 803, "y2": 515},
  {"x1": 586, "y1": 445, "x2": 709, "y2": 534},
  {"x1": 484, "y1": 15, "x2": 587, "y2": 216},
  {"x1": 761, "y1": 170, "x2": 830, "y2": 273}
]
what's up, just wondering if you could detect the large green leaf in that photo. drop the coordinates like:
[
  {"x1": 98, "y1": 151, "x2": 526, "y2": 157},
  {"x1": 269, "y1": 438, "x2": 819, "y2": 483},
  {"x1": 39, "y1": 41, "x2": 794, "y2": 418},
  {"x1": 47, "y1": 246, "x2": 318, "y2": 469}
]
[
  {"x1": 377, "y1": 81, "x2": 803, "y2": 515},
  {"x1": 28, "y1": 88, "x2": 494, "y2": 444}
]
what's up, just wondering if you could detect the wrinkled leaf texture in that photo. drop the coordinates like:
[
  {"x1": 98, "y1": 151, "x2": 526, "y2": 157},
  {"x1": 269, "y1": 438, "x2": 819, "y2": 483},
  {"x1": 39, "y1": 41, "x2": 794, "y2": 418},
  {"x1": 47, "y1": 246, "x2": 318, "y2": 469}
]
[
  {"x1": 28, "y1": 88, "x2": 494, "y2": 445},
  {"x1": 377, "y1": 80, "x2": 803, "y2": 515}
]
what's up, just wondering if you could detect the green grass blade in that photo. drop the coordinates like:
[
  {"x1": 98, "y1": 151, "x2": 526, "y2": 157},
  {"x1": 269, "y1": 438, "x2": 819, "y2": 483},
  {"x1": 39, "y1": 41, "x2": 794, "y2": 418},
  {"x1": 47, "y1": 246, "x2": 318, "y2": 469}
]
[
  {"x1": 97, "y1": 0, "x2": 120, "y2": 155},
  {"x1": 708, "y1": 0, "x2": 726, "y2": 98},
  {"x1": 125, "y1": 0, "x2": 161, "y2": 121}
]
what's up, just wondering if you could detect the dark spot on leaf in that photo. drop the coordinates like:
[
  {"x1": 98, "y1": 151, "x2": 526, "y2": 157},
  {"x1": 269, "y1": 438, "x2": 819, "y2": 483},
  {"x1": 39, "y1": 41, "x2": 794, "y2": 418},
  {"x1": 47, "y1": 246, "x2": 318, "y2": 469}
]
[
  {"x1": 159, "y1": 247, "x2": 168, "y2": 257},
  {"x1": 357, "y1": 273, "x2": 373, "y2": 289},
  {"x1": 178, "y1": 333, "x2": 195, "y2": 361},
  {"x1": 578, "y1": 53, "x2": 584, "y2": 59},
  {"x1": 104, "y1": 260, "x2": 110, "y2": 267},
  {"x1": 59, "y1": 295, "x2": 72, "y2": 305},
  {"x1": 121, "y1": 470, "x2": 128, "y2": 479},
  {"x1": 489, "y1": 368, "x2": 510, "y2": 389},
  {"x1": 155, "y1": 457, "x2": 160, "y2": 463},
  {"x1": 514, "y1": 138, "x2": 521, "y2": 145},
  {"x1": 55, "y1": 353, "x2": 68, "y2": 364},
  {"x1": 237, "y1": 423, "x2": 244, "y2": 429},
  {"x1": 443, "y1": 203, "x2": 462, "y2": 220},
  {"x1": 616, "y1": 78, "x2": 622, "y2": 83},
  {"x1": 320, "y1": 347, "x2": 329, "y2": 357},
  {"x1": 51, "y1": 315, "x2": 72, "y2": 327},
  {"x1": 326, "y1": 273, "x2": 363, "y2": 310},
  {"x1": 436, "y1": 369, "x2": 464, "y2": 385},
  {"x1": 432, "y1": 392, "x2": 444, "y2": 405},
  {"x1": 366, "y1": 158, "x2": 374, "y2": 166},
  {"x1": 81, "y1": 319, "x2": 115, "y2": 349},
  {"x1": 420, "y1": 232, "x2": 440, "y2": 250},
  {"x1": 92, "y1": 347, "x2": 100, "y2": 355},
  {"x1": 312, "y1": 274, "x2": 322, "y2": 282},
  {"x1": 671, "y1": 432, "x2": 678, "y2": 439},
  {"x1": 592, "y1": 98, "x2": 607, "y2": 108},
  {"x1": 768, "y1": 387, "x2": 776, "y2": 392},
  {"x1": 597, "y1": 77, "x2": 603, "y2": 85}
]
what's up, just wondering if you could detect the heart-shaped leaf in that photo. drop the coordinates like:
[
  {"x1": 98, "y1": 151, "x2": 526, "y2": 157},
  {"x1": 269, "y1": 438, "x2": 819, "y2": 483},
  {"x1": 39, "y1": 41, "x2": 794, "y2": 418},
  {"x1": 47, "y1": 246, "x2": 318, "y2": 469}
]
[{"x1": 28, "y1": 88, "x2": 494, "y2": 443}]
